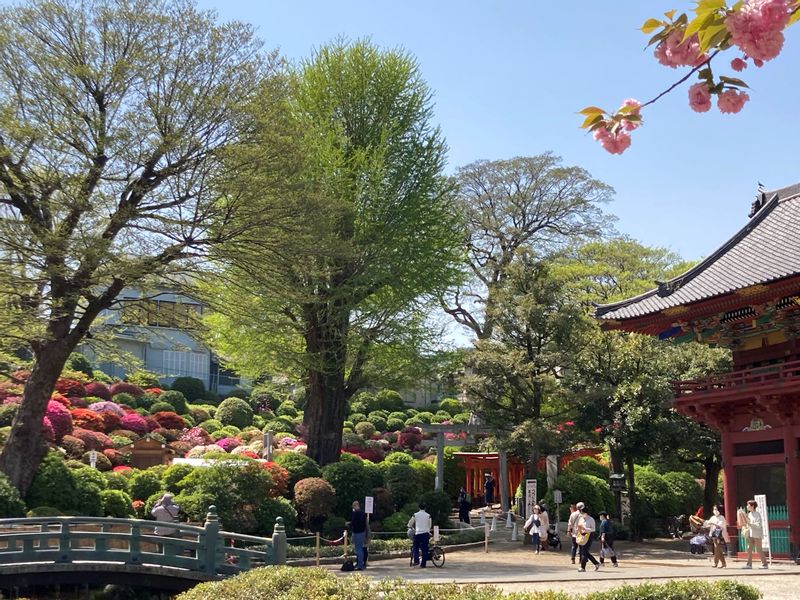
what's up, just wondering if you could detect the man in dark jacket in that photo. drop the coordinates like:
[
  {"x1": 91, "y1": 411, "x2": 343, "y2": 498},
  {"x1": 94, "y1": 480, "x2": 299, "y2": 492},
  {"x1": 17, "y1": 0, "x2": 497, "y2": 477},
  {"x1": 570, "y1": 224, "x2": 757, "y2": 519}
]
[{"x1": 349, "y1": 501, "x2": 368, "y2": 570}]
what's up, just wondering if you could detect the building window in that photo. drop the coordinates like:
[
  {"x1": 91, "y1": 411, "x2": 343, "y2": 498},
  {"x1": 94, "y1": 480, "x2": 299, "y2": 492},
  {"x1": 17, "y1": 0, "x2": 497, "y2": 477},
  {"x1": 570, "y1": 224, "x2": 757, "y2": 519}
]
[
  {"x1": 163, "y1": 350, "x2": 209, "y2": 382},
  {"x1": 734, "y1": 464, "x2": 786, "y2": 506},
  {"x1": 120, "y1": 299, "x2": 202, "y2": 328}
]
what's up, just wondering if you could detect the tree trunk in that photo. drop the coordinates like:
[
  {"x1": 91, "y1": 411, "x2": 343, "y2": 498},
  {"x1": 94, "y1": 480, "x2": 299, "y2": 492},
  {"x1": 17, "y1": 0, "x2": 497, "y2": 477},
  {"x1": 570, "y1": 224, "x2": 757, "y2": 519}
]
[
  {"x1": 0, "y1": 340, "x2": 72, "y2": 495},
  {"x1": 303, "y1": 303, "x2": 349, "y2": 467},
  {"x1": 609, "y1": 445, "x2": 624, "y2": 520},
  {"x1": 625, "y1": 456, "x2": 641, "y2": 542},
  {"x1": 703, "y1": 455, "x2": 722, "y2": 517}
]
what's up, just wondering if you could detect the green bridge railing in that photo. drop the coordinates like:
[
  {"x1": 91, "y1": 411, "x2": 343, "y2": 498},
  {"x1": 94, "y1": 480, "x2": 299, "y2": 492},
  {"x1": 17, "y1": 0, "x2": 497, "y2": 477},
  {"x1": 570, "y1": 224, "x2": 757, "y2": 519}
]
[{"x1": 0, "y1": 506, "x2": 286, "y2": 578}]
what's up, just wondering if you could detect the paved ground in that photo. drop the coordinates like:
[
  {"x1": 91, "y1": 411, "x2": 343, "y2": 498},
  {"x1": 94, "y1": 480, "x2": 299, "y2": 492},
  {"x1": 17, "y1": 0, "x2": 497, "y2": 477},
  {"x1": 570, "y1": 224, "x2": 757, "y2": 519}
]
[{"x1": 330, "y1": 537, "x2": 800, "y2": 598}]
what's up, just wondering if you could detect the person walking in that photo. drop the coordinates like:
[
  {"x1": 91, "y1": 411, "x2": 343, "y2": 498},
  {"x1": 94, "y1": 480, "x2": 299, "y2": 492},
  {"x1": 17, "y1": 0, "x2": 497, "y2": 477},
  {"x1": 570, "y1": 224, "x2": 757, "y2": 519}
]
[
  {"x1": 598, "y1": 512, "x2": 618, "y2": 567},
  {"x1": 742, "y1": 499, "x2": 768, "y2": 569},
  {"x1": 349, "y1": 501, "x2": 368, "y2": 571},
  {"x1": 151, "y1": 492, "x2": 180, "y2": 536},
  {"x1": 458, "y1": 487, "x2": 471, "y2": 524},
  {"x1": 705, "y1": 504, "x2": 730, "y2": 568},
  {"x1": 576, "y1": 505, "x2": 600, "y2": 572},
  {"x1": 408, "y1": 502, "x2": 432, "y2": 568},
  {"x1": 537, "y1": 504, "x2": 550, "y2": 552},
  {"x1": 524, "y1": 505, "x2": 544, "y2": 554},
  {"x1": 567, "y1": 502, "x2": 582, "y2": 564},
  {"x1": 484, "y1": 473, "x2": 496, "y2": 506}
]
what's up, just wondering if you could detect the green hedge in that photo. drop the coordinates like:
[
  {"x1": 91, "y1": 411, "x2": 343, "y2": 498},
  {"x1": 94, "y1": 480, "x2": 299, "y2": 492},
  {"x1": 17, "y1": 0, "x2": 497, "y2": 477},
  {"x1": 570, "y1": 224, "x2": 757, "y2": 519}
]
[{"x1": 176, "y1": 567, "x2": 761, "y2": 600}]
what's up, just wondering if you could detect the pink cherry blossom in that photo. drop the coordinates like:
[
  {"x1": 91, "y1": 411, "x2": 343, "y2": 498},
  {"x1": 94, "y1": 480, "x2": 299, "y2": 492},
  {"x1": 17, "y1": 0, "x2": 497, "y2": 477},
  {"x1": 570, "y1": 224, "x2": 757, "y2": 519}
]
[
  {"x1": 730, "y1": 57, "x2": 748, "y2": 71},
  {"x1": 688, "y1": 82, "x2": 712, "y2": 112},
  {"x1": 717, "y1": 89, "x2": 750, "y2": 114},
  {"x1": 620, "y1": 98, "x2": 642, "y2": 130},
  {"x1": 654, "y1": 31, "x2": 708, "y2": 68},
  {"x1": 593, "y1": 127, "x2": 632, "y2": 155},
  {"x1": 725, "y1": 0, "x2": 792, "y2": 62}
]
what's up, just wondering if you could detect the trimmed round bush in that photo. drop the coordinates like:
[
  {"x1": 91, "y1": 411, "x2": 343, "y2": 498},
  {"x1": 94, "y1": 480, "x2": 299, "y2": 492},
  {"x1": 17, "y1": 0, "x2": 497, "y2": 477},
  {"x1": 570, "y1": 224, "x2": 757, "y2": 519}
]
[
  {"x1": 149, "y1": 401, "x2": 176, "y2": 414},
  {"x1": 0, "y1": 404, "x2": 18, "y2": 427},
  {"x1": 85, "y1": 382, "x2": 112, "y2": 401},
  {"x1": 385, "y1": 417, "x2": 404, "y2": 432},
  {"x1": 385, "y1": 464, "x2": 418, "y2": 510},
  {"x1": 348, "y1": 412, "x2": 367, "y2": 425},
  {"x1": 383, "y1": 452, "x2": 414, "y2": 466},
  {"x1": 375, "y1": 389, "x2": 405, "y2": 412},
  {"x1": 170, "y1": 377, "x2": 207, "y2": 402},
  {"x1": 158, "y1": 390, "x2": 188, "y2": 415},
  {"x1": 128, "y1": 470, "x2": 163, "y2": 501},
  {"x1": 370, "y1": 486, "x2": 394, "y2": 522},
  {"x1": 100, "y1": 489, "x2": 133, "y2": 517},
  {"x1": 216, "y1": 397, "x2": 254, "y2": 429},
  {"x1": 199, "y1": 418, "x2": 223, "y2": 433},
  {"x1": 381, "y1": 511, "x2": 410, "y2": 534},
  {"x1": 71, "y1": 428, "x2": 113, "y2": 451},
  {"x1": 275, "y1": 400, "x2": 298, "y2": 418},
  {"x1": 450, "y1": 412, "x2": 470, "y2": 424},
  {"x1": 82, "y1": 451, "x2": 113, "y2": 471},
  {"x1": 151, "y1": 411, "x2": 187, "y2": 430},
  {"x1": 294, "y1": 477, "x2": 336, "y2": 528},
  {"x1": 254, "y1": 496, "x2": 297, "y2": 536},
  {"x1": 104, "y1": 471, "x2": 130, "y2": 492},
  {"x1": 26, "y1": 453, "x2": 78, "y2": 513},
  {"x1": 419, "y1": 489, "x2": 452, "y2": 527},
  {"x1": 366, "y1": 414, "x2": 387, "y2": 432},
  {"x1": 274, "y1": 452, "x2": 322, "y2": 493},
  {"x1": 411, "y1": 460, "x2": 436, "y2": 492},
  {"x1": 321, "y1": 461, "x2": 372, "y2": 517},
  {"x1": 355, "y1": 421, "x2": 376, "y2": 438},
  {"x1": 437, "y1": 398, "x2": 462, "y2": 416},
  {"x1": 119, "y1": 413, "x2": 148, "y2": 437},
  {"x1": 111, "y1": 392, "x2": 136, "y2": 407},
  {"x1": 110, "y1": 382, "x2": 144, "y2": 398}
]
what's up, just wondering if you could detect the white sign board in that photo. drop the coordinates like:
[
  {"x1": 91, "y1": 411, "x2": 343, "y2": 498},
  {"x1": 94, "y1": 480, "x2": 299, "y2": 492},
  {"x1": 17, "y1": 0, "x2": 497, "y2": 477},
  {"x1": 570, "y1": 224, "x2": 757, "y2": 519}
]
[
  {"x1": 553, "y1": 489, "x2": 563, "y2": 505},
  {"x1": 89, "y1": 450, "x2": 98, "y2": 468},
  {"x1": 525, "y1": 479, "x2": 538, "y2": 519},
  {"x1": 754, "y1": 494, "x2": 771, "y2": 552},
  {"x1": 364, "y1": 496, "x2": 374, "y2": 515}
]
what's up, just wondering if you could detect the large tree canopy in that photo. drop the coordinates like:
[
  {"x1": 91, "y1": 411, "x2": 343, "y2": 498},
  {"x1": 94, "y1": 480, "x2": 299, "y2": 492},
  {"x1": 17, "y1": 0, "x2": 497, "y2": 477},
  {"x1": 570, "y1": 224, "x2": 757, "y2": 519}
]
[
  {"x1": 0, "y1": 0, "x2": 268, "y2": 493},
  {"x1": 443, "y1": 154, "x2": 614, "y2": 341},
  {"x1": 204, "y1": 40, "x2": 464, "y2": 467}
]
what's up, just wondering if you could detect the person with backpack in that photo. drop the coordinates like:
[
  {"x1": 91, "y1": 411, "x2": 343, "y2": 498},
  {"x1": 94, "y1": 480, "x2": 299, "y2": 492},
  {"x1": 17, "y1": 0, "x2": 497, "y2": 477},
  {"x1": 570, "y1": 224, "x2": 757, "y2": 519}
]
[
  {"x1": 151, "y1": 492, "x2": 180, "y2": 536},
  {"x1": 598, "y1": 511, "x2": 619, "y2": 567},
  {"x1": 567, "y1": 502, "x2": 583, "y2": 564}
]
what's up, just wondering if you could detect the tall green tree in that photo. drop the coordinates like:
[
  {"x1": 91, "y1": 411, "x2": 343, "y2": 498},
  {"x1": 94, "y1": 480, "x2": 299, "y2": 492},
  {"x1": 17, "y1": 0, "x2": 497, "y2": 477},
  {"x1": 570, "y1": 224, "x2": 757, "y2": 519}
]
[
  {"x1": 0, "y1": 0, "x2": 267, "y2": 493},
  {"x1": 442, "y1": 154, "x2": 614, "y2": 340},
  {"x1": 205, "y1": 40, "x2": 463, "y2": 467}
]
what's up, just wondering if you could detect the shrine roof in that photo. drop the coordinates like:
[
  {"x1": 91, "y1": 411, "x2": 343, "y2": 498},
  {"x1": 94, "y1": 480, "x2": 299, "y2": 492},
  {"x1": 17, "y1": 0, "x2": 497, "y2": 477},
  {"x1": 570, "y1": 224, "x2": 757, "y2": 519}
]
[{"x1": 595, "y1": 182, "x2": 800, "y2": 321}]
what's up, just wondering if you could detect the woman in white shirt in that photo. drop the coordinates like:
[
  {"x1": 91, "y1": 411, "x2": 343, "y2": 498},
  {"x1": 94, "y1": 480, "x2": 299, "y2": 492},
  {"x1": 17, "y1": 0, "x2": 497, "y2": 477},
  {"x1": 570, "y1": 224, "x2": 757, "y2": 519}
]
[
  {"x1": 704, "y1": 504, "x2": 730, "y2": 568},
  {"x1": 742, "y1": 499, "x2": 768, "y2": 569},
  {"x1": 524, "y1": 505, "x2": 545, "y2": 554},
  {"x1": 537, "y1": 505, "x2": 550, "y2": 552}
]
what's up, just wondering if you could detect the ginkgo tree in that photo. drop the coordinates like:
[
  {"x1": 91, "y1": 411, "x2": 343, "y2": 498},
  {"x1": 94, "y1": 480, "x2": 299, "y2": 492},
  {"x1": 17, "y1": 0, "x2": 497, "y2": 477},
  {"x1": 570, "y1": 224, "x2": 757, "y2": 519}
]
[{"x1": 580, "y1": 0, "x2": 800, "y2": 154}]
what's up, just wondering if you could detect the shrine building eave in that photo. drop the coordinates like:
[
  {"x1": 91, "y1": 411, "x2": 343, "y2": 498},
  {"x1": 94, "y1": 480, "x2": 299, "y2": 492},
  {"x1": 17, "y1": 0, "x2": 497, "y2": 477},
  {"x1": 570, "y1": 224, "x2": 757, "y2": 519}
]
[{"x1": 594, "y1": 182, "x2": 800, "y2": 338}]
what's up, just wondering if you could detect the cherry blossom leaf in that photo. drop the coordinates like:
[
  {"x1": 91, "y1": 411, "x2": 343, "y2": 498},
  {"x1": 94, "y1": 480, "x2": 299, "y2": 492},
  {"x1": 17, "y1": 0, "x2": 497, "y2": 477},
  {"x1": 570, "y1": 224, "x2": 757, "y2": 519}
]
[
  {"x1": 578, "y1": 106, "x2": 606, "y2": 116},
  {"x1": 719, "y1": 75, "x2": 749, "y2": 88},
  {"x1": 580, "y1": 114, "x2": 604, "y2": 129},
  {"x1": 641, "y1": 18, "x2": 664, "y2": 33}
]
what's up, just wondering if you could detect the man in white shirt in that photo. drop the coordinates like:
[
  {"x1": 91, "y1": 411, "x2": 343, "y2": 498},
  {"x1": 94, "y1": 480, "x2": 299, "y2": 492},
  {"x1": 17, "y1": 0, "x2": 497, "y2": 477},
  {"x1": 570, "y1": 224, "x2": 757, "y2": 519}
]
[
  {"x1": 408, "y1": 502, "x2": 432, "y2": 568},
  {"x1": 567, "y1": 502, "x2": 583, "y2": 564}
]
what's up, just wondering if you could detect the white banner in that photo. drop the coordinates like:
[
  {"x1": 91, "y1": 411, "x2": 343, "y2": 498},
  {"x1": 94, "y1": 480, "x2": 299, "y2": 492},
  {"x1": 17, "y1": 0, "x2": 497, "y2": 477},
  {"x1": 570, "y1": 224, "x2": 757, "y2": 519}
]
[
  {"x1": 525, "y1": 479, "x2": 538, "y2": 519},
  {"x1": 754, "y1": 494, "x2": 770, "y2": 551}
]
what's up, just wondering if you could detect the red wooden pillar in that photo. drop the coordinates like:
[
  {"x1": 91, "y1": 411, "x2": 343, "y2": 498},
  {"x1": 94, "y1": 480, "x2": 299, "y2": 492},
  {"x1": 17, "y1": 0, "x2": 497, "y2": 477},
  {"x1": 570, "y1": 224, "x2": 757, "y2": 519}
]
[{"x1": 782, "y1": 422, "x2": 800, "y2": 555}]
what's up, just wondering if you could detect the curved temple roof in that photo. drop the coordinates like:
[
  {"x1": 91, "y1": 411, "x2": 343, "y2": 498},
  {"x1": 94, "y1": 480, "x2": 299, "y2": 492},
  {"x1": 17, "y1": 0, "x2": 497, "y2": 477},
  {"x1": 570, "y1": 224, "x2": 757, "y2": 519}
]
[{"x1": 595, "y1": 182, "x2": 800, "y2": 321}]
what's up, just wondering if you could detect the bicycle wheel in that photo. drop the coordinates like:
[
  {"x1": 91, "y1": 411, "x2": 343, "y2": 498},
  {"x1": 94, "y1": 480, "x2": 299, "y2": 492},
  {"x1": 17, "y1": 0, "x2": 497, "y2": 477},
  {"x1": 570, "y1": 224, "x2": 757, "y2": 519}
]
[{"x1": 430, "y1": 545, "x2": 445, "y2": 568}]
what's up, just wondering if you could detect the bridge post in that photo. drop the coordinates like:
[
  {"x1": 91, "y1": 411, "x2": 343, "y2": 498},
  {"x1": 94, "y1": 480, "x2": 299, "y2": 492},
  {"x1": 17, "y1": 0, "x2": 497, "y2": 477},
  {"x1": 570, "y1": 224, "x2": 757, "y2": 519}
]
[
  {"x1": 57, "y1": 520, "x2": 71, "y2": 563},
  {"x1": 272, "y1": 517, "x2": 286, "y2": 565},
  {"x1": 203, "y1": 506, "x2": 221, "y2": 575}
]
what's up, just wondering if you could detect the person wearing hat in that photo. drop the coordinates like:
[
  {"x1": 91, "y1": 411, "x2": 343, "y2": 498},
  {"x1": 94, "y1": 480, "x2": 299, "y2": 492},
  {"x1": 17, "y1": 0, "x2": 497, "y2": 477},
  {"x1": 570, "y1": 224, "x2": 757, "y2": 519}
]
[
  {"x1": 567, "y1": 502, "x2": 584, "y2": 564},
  {"x1": 151, "y1": 492, "x2": 180, "y2": 536}
]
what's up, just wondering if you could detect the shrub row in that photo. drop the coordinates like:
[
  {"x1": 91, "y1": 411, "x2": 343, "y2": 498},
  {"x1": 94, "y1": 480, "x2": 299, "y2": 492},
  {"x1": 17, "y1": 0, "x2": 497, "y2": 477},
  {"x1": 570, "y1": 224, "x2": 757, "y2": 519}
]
[{"x1": 176, "y1": 566, "x2": 761, "y2": 600}]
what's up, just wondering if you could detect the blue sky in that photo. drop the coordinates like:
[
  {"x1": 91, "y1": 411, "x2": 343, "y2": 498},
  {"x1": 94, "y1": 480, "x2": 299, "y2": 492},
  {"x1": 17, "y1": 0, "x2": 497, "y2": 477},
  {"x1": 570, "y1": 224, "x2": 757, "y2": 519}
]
[{"x1": 197, "y1": 0, "x2": 799, "y2": 263}]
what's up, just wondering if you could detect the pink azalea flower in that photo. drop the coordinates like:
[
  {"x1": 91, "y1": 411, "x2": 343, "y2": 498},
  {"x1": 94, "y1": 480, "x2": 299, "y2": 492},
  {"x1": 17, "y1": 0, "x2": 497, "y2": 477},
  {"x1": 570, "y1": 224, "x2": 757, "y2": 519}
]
[
  {"x1": 688, "y1": 82, "x2": 712, "y2": 113},
  {"x1": 717, "y1": 89, "x2": 750, "y2": 114}
]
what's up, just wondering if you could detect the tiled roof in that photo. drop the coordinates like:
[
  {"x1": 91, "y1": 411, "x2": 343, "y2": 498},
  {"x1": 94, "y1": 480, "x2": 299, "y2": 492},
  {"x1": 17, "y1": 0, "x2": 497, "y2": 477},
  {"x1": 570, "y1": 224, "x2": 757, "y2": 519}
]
[{"x1": 595, "y1": 182, "x2": 800, "y2": 321}]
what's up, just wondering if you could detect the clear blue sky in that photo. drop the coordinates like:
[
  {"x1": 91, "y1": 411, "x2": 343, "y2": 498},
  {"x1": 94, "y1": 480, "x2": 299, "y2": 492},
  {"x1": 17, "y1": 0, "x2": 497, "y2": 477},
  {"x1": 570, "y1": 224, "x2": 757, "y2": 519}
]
[{"x1": 197, "y1": 0, "x2": 799, "y2": 263}]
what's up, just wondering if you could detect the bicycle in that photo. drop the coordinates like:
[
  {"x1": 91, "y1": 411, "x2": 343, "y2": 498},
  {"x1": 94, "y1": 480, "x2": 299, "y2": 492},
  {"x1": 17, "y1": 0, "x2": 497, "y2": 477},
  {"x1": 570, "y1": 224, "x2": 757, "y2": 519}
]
[{"x1": 408, "y1": 532, "x2": 445, "y2": 568}]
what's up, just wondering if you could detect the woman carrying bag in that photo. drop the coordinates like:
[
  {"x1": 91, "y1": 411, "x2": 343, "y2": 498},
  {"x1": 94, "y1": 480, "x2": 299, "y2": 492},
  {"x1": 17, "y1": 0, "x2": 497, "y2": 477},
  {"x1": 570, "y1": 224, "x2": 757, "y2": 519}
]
[{"x1": 705, "y1": 504, "x2": 731, "y2": 568}]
